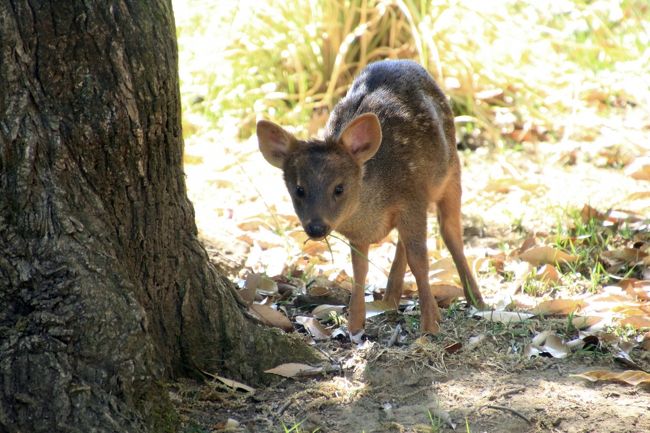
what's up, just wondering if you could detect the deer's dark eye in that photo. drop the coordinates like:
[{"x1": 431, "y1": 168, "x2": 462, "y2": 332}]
[
  {"x1": 334, "y1": 184, "x2": 344, "y2": 196},
  {"x1": 295, "y1": 185, "x2": 305, "y2": 198}
]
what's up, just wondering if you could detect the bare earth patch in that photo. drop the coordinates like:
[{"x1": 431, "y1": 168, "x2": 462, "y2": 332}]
[{"x1": 172, "y1": 312, "x2": 650, "y2": 433}]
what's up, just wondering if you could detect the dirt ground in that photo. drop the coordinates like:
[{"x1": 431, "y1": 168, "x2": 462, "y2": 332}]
[
  {"x1": 175, "y1": 107, "x2": 650, "y2": 433},
  {"x1": 172, "y1": 311, "x2": 650, "y2": 433}
]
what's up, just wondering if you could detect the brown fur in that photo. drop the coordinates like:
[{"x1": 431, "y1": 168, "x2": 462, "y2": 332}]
[{"x1": 257, "y1": 59, "x2": 486, "y2": 336}]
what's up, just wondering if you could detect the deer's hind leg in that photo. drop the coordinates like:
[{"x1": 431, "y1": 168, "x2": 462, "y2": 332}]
[
  {"x1": 383, "y1": 238, "x2": 407, "y2": 308},
  {"x1": 436, "y1": 176, "x2": 486, "y2": 309}
]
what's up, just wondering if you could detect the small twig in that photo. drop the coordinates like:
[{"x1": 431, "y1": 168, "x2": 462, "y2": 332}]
[
  {"x1": 482, "y1": 404, "x2": 532, "y2": 425},
  {"x1": 490, "y1": 386, "x2": 526, "y2": 400},
  {"x1": 276, "y1": 399, "x2": 294, "y2": 417},
  {"x1": 312, "y1": 346, "x2": 344, "y2": 375}
]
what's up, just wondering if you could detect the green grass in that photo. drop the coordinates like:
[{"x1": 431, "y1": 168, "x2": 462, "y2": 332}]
[
  {"x1": 554, "y1": 208, "x2": 641, "y2": 288},
  {"x1": 281, "y1": 419, "x2": 320, "y2": 433},
  {"x1": 427, "y1": 409, "x2": 444, "y2": 432},
  {"x1": 182, "y1": 423, "x2": 209, "y2": 433},
  {"x1": 174, "y1": 0, "x2": 650, "y2": 144}
]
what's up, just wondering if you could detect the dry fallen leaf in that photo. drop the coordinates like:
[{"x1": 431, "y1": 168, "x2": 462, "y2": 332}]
[
  {"x1": 485, "y1": 177, "x2": 544, "y2": 194},
  {"x1": 238, "y1": 286, "x2": 256, "y2": 306},
  {"x1": 572, "y1": 370, "x2": 650, "y2": 387},
  {"x1": 400, "y1": 281, "x2": 418, "y2": 295},
  {"x1": 601, "y1": 248, "x2": 647, "y2": 265},
  {"x1": 527, "y1": 332, "x2": 571, "y2": 358},
  {"x1": 237, "y1": 218, "x2": 268, "y2": 232},
  {"x1": 332, "y1": 269, "x2": 353, "y2": 291},
  {"x1": 524, "y1": 344, "x2": 542, "y2": 358},
  {"x1": 596, "y1": 144, "x2": 635, "y2": 167},
  {"x1": 249, "y1": 303, "x2": 293, "y2": 332},
  {"x1": 604, "y1": 209, "x2": 643, "y2": 225},
  {"x1": 625, "y1": 156, "x2": 650, "y2": 181},
  {"x1": 365, "y1": 300, "x2": 397, "y2": 318},
  {"x1": 531, "y1": 299, "x2": 585, "y2": 315},
  {"x1": 580, "y1": 205, "x2": 647, "y2": 226},
  {"x1": 570, "y1": 315, "x2": 603, "y2": 330},
  {"x1": 444, "y1": 342, "x2": 463, "y2": 354},
  {"x1": 302, "y1": 240, "x2": 330, "y2": 255},
  {"x1": 294, "y1": 279, "x2": 350, "y2": 308},
  {"x1": 295, "y1": 316, "x2": 332, "y2": 340},
  {"x1": 246, "y1": 228, "x2": 286, "y2": 250},
  {"x1": 487, "y1": 250, "x2": 506, "y2": 273},
  {"x1": 311, "y1": 304, "x2": 345, "y2": 320},
  {"x1": 309, "y1": 284, "x2": 335, "y2": 297},
  {"x1": 474, "y1": 310, "x2": 535, "y2": 323},
  {"x1": 468, "y1": 256, "x2": 488, "y2": 273},
  {"x1": 245, "y1": 273, "x2": 278, "y2": 296},
  {"x1": 237, "y1": 233, "x2": 255, "y2": 247},
  {"x1": 619, "y1": 279, "x2": 650, "y2": 301},
  {"x1": 429, "y1": 257, "x2": 460, "y2": 284},
  {"x1": 515, "y1": 236, "x2": 537, "y2": 255},
  {"x1": 518, "y1": 246, "x2": 577, "y2": 266},
  {"x1": 619, "y1": 315, "x2": 650, "y2": 330},
  {"x1": 534, "y1": 264, "x2": 562, "y2": 284},
  {"x1": 581, "y1": 204, "x2": 608, "y2": 222},
  {"x1": 430, "y1": 284, "x2": 463, "y2": 307},
  {"x1": 540, "y1": 334, "x2": 570, "y2": 358},
  {"x1": 264, "y1": 363, "x2": 322, "y2": 378},
  {"x1": 625, "y1": 191, "x2": 650, "y2": 201},
  {"x1": 288, "y1": 230, "x2": 330, "y2": 255}
]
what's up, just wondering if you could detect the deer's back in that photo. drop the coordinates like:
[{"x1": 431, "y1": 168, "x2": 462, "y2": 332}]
[
  {"x1": 324, "y1": 60, "x2": 460, "y2": 243},
  {"x1": 327, "y1": 60, "x2": 456, "y2": 199}
]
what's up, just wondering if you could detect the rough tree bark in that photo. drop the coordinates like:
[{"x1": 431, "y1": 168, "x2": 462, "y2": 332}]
[{"x1": 0, "y1": 1, "x2": 318, "y2": 432}]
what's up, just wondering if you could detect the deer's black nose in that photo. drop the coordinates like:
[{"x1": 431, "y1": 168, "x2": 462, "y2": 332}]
[{"x1": 305, "y1": 221, "x2": 329, "y2": 239}]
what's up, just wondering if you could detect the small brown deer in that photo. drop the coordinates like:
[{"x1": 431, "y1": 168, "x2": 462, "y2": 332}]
[{"x1": 257, "y1": 59, "x2": 486, "y2": 337}]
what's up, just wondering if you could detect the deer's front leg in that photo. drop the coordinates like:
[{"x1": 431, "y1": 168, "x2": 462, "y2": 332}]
[
  {"x1": 398, "y1": 208, "x2": 441, "y2": 334},
  {"x1": 349, "y1": 242, "x2": 369, "y2": 338}
]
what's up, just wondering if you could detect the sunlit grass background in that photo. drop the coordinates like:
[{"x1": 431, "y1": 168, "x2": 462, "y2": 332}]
[{"x1": 175, "y1": 0, "x2": 649, "y2": 145}]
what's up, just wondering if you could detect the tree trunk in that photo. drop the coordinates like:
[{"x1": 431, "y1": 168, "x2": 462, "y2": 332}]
[{"x1": 0, "y1": 1, "x2": 318, "y2": 432}]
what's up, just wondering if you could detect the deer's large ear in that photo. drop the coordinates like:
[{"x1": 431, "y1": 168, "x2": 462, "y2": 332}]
[
  {"x1": 339, "y1": 113, "x2": 382, "y2": 164},
  {"x1": 257, "y1": 120, "x2": 296, "y2": 168}
]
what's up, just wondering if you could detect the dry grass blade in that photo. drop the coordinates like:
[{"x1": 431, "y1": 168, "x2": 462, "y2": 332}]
[{"x1": 177, "y1": 0, "x2": 650, "y2": 147}]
